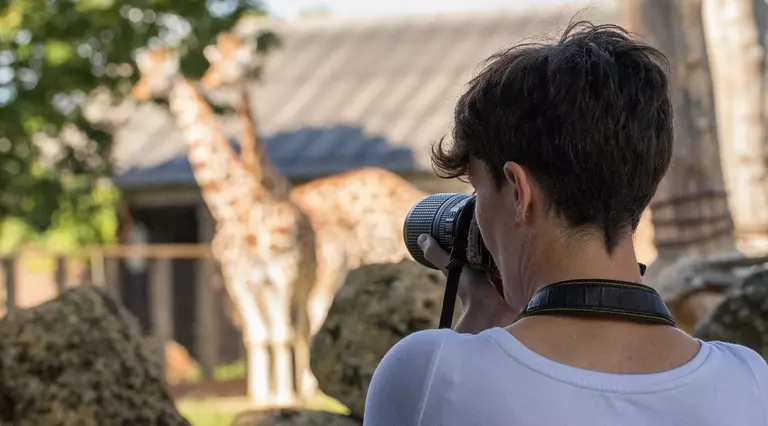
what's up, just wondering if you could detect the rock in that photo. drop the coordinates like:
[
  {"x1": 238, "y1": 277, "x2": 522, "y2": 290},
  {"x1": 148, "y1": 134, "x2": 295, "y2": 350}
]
[
  {"x1": 165, "y1": 340, "x2": 199, "y2": 384},
  {"x1": 694, "y1": 268, "x2": 768, "y2": 361},
  {"x1": 643, "y1": 252, "x2": 743, "y2": 333},
  {"x1": 310, "y1": 260, "x2": 456, "y2": 419},
  {"x1": 644, "y1": 252, "x2": 746, "y2": 301},
  {"x1": 231, "y1": 409, "x2": 360, "y2": 426},
  {"x1": 0, "y1": 285, "x2": 190, "y2": 426}
]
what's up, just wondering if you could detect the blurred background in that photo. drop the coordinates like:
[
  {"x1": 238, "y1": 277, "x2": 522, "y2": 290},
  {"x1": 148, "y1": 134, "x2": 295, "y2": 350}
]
[{"x1": 0, "y1": 0, "x2": 766, "y2": 425}]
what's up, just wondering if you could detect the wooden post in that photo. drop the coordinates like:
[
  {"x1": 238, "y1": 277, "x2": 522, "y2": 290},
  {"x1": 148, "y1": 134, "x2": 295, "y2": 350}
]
[
  {"x1": 2, "y1": 258, "x2": 16, "y2": 313},
  {"x1": 90, "y1": 252, "x2": 105, "y2": 287},
  {"x1": 103, "y1": 256, "x2": 122, "y2": 304},
  {"x1": 195, "y1": 204, "x2": 219, "y2": 380},
  {"x1": 195, "y1": 257, "x2": 220, "y2": 380},
  {"x1": 55, "y1": 257, "x2": 67, "y2": 294},
  {"x1": 150, "y1": 258, "x2": 174, "y2": 376},
  {"x1": 81, "y1": 256, "x2": 93, "y2": 285}
]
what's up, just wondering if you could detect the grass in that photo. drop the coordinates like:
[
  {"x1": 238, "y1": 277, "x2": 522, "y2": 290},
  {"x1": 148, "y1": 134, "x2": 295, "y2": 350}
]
[
  {"x1": 212, "y1": 360, "x2": 247, "y2": 381},
  {"x1": 178, "y1": 392, "x2": 349, "y2": 426},
  {"x1": 176, "y1": 359, "x2": 349, "y2": 425},
  {"x1": 179, "y1": 398, "x2": 244, "y2": 426},
  {"x1": 178, "y1": 359, "x2": 248, "y2": 383}
]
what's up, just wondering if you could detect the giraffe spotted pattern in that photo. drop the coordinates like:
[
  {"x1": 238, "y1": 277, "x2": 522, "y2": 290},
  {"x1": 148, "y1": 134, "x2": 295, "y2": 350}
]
[
  {"x1": 133, "y1": 46, "x2": 317, "y2": 407},
  {"x1": 198, "y1": 32, "x2": 432, "y2": 337}
]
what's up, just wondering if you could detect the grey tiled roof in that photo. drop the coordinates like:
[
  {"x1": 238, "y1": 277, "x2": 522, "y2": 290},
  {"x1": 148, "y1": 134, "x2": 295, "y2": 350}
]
[{"x1": 112, "y1": 4, "x2": 624, "y2": 190}]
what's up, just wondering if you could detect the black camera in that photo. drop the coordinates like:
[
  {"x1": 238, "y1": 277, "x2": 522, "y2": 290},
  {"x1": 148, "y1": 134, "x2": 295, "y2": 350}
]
[
  {"x1": 403, "y1": 193, "x2": 496, "y2": 272},
  {"x1": 403, "y1": 193, "x2": 658, "y2": 330}
]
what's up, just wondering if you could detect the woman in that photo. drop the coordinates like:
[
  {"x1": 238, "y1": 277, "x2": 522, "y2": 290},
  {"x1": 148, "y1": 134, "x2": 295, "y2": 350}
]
[{"x1": 363, "y1": 21, "x2": 768, "y2": 426}]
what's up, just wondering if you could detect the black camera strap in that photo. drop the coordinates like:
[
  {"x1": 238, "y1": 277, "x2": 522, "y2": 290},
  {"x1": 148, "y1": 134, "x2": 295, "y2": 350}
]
[
  {"x1": 439, "y1": 198, "x2": 476, "y2": 329},
  {"x1": 437, "y1": 198, "x2": 674, "y2": 329},
  {"x1": 515, "y1": 279, "x2": 676, "y2": 327}
]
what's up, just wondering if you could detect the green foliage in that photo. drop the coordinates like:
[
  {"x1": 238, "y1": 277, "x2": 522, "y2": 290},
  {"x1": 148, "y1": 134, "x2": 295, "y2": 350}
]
[
  {"x1": 0, "y1": 0, "x2": 269, "y2": 240},
  {"x1": 0, "y1": 217, "x2": 30, "y2": 253},
  {"x1": 0, "y1": 181, "x2": 119, "y2": 253}
]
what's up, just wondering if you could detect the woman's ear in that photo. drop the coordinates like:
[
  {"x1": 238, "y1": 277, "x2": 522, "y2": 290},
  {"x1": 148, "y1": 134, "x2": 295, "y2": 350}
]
[{"x1": 503, "y1": 162, "x2": 532, "y2": 223}]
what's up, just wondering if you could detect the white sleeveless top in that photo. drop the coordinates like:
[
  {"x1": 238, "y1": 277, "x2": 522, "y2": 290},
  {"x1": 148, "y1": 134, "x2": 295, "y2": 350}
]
[{"x1": 363, "y1": 327, "x2": 768, "y2": 426}]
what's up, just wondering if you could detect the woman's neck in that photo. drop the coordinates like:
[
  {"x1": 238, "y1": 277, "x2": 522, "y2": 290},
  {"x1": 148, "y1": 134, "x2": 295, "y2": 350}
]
[
  {"x1": 501, "y1": 232, "x2": 701, "y2": 374},
  {"x1": 505, "y1": 231, "x2": 643, "y2": 308}
]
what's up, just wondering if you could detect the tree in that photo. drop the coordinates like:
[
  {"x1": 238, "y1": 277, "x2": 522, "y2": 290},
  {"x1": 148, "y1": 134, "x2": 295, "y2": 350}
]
[
  {"x1": 0, "y1": 0, "x2": 267, "y2": 242},
  {"x1": 629, "y1": 0, "x2": 737, "y2": 262},
  {"x1": 629, "y1": 0, "x2": 740, "y2": 333},
  {"x1": 702, "y1": 0, "x2": 768, "y2": 256}
]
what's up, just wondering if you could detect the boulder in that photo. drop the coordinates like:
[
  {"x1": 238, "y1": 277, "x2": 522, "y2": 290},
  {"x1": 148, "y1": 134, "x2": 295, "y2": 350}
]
[
  {"x1": 310, "y1": 260, "x2": 456, "y2": 419},
  {"x1": 694, "y1": 268, "x2": 768, "y2": 361},
  {"x1": 643, "y1": 252, "x2": 742, "y2": 333},
  {"x1": 0, "y1": 285, "x2": 190, "y2": 426},
  {"x1": 165, "y1": 340, "x2": 199, "y2": 384},
  {"x1": 231, "y1": 409, "x2": 360, "y2": 426}
]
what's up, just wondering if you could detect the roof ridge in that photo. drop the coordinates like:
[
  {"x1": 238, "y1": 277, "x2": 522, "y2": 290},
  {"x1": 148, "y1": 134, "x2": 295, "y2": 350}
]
[
  {"x1": 115, "y1": 0, "x2": 626, "y2": 189},
  {"x1": 237, "y1": 1, "x2": 618, "y2": 33}
]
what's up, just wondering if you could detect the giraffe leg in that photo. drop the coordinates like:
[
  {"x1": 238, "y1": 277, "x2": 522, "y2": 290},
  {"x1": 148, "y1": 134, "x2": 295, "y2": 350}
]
[
  {"x1": 263, "y1": 284, "x2": 296, "y2": 407},
  {"x1": 295, "y1": 307, "x2": 317, "y2": 402},
  {"x1": 230, "y1": 278, "x2": 272, "y2": 408},
  {"x1": 245, "y1": 328, "x2": 271, "y2": 408},
  {"x1": 307, "y1": 243, "x2": 348, "y2": 336},
  {"x1": 222, "y1": 253, "x2": 272, "y2": 408},
  {"x1": 289, "y1": 258, "x2": 322, "y2": 404},
  {"x1": 290, "y1": 280, "x2": 315, "y2": 403}
]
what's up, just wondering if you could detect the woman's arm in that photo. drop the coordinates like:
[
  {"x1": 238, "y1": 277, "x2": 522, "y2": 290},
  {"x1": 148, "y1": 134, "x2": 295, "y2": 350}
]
[
  {"x1": 453, "y1": 294, "x2": 519, "y2": 334},
  {"x1": 418, "y1": 235, "x2": 520, "y2": 335},
  {"x1": 363, "y1": 329, "x2": 450, "y2": 426}
]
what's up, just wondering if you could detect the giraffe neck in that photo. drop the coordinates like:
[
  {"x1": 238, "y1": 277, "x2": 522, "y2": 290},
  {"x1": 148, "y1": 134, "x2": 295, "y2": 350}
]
[
  {"x1": 237, "y1": 85, "x2": 262, "y2": 176},
  {"x1": 236, "y1": 82, "x2": 291, "y2": 199},
  {"x1": 166, "y1": 76, "x2": 270, "y2": 225}
]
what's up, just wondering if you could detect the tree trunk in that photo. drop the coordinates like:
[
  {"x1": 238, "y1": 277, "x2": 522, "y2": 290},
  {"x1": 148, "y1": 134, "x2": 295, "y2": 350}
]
[
  {"x1": 628, "y1": 0, "x2": 746, "y2": 333},
  {"x1": 630, "y1": 0, "x2": 737, "y2": 262},
  {"x1": 764, "y1": 2, "x2": 768, "y2": 210},
  {"x1": 703, "y1": 0, "x2": 768, "y2": 256}
]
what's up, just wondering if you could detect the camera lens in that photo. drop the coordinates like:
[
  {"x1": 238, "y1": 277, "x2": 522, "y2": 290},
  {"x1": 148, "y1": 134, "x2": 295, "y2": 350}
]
[{"x1": 403, "y1": 193, "x2": 472, "y2": 269}]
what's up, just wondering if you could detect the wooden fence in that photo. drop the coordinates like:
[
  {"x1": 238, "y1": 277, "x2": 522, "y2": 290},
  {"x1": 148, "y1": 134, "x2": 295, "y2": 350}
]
[{"x1": 0, "y1": 244, "x2": 229, "y2": 383}]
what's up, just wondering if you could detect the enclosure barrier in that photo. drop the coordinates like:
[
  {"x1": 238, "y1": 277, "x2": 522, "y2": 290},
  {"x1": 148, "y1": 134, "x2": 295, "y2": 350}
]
[{"x1": 0, "y1": 244, "x2": 226, "y2": 383}]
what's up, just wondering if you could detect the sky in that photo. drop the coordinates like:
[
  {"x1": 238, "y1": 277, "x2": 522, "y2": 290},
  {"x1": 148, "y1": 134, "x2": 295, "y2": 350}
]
[{"x1": 263, "y1": 0, "x2": 587, "y2": 19}]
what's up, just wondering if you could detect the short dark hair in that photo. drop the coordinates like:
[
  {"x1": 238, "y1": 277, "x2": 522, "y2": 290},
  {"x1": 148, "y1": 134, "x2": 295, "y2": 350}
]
[{"x1": 432, "y1": 20, "x2": 673, "y2": 252}]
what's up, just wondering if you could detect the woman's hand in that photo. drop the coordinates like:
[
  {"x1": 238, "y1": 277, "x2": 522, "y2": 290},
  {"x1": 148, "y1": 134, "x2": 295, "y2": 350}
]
[{"x1": 418, "y1": 234, "x2": 519, "y2": 334}]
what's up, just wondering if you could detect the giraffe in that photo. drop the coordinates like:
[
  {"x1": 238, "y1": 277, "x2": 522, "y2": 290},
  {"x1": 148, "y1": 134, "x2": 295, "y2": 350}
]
[
  {"x1": 131, "y1": 46, "x2": 317, "y2": 407},
  {"x1": 199, "y1": 32, "x2": 430, "y2": 338},
  {"x1": 290, "y1": 167, "x2": 429, "y2": 331},
  {"x1": 201, "y1": 32, "x2": 290, "y2": 199},
  {"x1": 200, "y1": 32, "x2": 317, "y2": 398}
]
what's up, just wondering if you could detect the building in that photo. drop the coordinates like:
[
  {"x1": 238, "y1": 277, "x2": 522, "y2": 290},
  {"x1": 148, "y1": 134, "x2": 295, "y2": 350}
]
[{"x1": 108, "y1": 3, "x2": 625, "y2": 360}]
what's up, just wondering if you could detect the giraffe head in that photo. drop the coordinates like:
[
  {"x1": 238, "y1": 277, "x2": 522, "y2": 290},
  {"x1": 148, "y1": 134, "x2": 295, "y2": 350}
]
[
  {"x1": 200, "y1": 32, "x2": 258, "y2": 91},
  {"x1": 132, "y1": 47, "x2": 181, "y2": 102}
]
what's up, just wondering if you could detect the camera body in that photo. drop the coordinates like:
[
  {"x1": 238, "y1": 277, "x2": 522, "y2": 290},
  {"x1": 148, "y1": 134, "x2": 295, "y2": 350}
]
[{"x1": 403, "y1": 193, "x2": 496, "y2": 272}]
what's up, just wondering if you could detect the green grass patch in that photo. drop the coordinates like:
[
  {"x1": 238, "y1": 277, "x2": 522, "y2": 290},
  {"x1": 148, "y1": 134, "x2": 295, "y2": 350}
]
[
  {"x1": 170, "y1": 359, "x2": 247, "y2": 386},
  {"x1": 178, "y1": 397, "x2": 247, "y2": 426},
  {"x1": 213, "y1": 360, "x2": 247, "y2": 381},
  {"x1": 178, "y1": 393, "x2": 349, "y2": 426}
]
